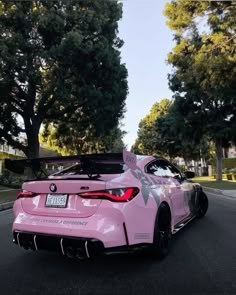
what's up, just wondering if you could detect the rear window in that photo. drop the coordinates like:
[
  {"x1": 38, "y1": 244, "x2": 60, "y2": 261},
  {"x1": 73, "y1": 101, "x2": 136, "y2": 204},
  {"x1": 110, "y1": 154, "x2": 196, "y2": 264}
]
[{"x1": 54, "y1": 162, "x2": 128, "y2": 176}]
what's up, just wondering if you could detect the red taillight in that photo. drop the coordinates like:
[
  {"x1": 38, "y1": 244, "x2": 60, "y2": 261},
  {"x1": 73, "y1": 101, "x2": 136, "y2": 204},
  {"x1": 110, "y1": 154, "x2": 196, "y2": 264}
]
[
  {"x1": 17, "y1": 191, "x2": 36, "y2": 199},
  {"x1": 78, "y1": 187, "x2": 139, "y2": 202}
]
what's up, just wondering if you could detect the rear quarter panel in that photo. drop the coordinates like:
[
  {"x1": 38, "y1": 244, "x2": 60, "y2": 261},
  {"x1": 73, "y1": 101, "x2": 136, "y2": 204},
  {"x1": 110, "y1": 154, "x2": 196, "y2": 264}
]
[{"x1": 106, "y1": 162, "x2": 173, "y2": 245}]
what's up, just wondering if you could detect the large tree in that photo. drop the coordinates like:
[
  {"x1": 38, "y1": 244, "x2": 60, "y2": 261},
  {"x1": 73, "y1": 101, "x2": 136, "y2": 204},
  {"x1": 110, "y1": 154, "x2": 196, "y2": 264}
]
[
  {"x1": 0, "y1": 0, "x2": 128, "y2": 158},
  {"x1": 164, "y1": 0, "x2": 236, "y2": 180},
  {"x1": 40, "y1": 123, "x2": 127, "y2": 155},
  {"x1": 131, "y1": 98, "x2": 171, "y2": 155},
  {"x1": 132, "y1": 97, "x2": 210, "y2": 164},
  {"x1": 155, "y1": 97, "x2": 211, "y2": 165}
]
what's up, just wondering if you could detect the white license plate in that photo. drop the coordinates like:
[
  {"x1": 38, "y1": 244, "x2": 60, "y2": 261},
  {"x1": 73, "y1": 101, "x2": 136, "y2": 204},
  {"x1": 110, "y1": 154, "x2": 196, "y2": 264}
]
[{"x1": 45, "y1": 194, "x2": 68, "y2": 208}]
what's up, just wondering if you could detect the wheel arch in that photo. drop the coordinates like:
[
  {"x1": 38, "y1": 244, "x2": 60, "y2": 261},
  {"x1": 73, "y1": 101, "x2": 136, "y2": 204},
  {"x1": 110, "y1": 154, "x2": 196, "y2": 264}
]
[
  {"x1": 153, "y1": 201, "x2": 172, "y2": 243},
  {"x1": 159, "y1": 201, "x2": 171, "y2": 220},
  {"x1": 197, "y1": 190, "x2": 208, "y2": 218}
]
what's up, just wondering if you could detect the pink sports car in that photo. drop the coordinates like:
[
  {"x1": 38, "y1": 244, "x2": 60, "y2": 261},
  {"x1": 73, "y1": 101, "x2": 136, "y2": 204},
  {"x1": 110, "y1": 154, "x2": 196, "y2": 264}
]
[{"x1": 6, "y1": 150, "x2": 208, "y2": 259}]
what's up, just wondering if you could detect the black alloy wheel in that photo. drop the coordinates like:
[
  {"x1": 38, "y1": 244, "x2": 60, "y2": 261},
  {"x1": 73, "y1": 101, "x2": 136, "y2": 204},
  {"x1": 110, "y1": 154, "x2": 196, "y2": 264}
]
[
  {"x1": 197, "y1": 192, "x2": 208, "y2": 218},
  {"x1": 152, "y1": 204, "x2": 171, "y2": 259}
]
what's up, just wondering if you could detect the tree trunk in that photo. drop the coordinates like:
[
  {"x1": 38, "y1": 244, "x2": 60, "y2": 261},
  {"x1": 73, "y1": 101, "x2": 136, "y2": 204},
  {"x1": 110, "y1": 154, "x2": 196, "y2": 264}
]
[
  {"x1": 25, "y1": 127, "x2": 40, "y2": 179},
  {"x1": 26, "y1": 133, "x2": 40, "y2": 158},
  {"x1": 215, "y1": 138, "x2": 222, "y2": 181},
  {"x1": 183, "y1": 155, "x2": 189, "y2": 170}
]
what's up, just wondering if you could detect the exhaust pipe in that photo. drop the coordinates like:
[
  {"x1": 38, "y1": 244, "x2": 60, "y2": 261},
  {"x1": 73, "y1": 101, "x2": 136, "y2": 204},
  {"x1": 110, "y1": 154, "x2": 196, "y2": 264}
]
[
  {"x1": 66, "y1": 246, "x2": 76, "y2": 259},
  {"x1": 65, "y1": 241, "x2": 91, "y2": 260},
  {"x1": 75, "y1": 249, "x2": 86, "y2": 260}
]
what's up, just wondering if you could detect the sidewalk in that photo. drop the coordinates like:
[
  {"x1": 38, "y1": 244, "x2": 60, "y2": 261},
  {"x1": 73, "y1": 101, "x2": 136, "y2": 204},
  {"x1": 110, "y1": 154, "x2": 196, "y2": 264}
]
[
  {"x1": 0, "y1": 187, "x2": 17, "y2": 211},
  {"x1": 0, "y1": 201, "x2": 14, "y2": 211}
]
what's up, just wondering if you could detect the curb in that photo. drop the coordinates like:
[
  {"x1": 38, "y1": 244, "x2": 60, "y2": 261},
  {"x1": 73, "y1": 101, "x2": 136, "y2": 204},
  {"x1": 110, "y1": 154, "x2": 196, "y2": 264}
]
[
  {"x1": 0, "y1": 189, "x2": 18, "y2": 192},
  {"x1": 202, "y1": 186, "x2": 223, "y2": 195},
  {"x1": 0, "y1": 201, "x2": 14, "y2": 212},
  {"x1": 202, "y1": 186, "x2": 236, "y2": 198}
]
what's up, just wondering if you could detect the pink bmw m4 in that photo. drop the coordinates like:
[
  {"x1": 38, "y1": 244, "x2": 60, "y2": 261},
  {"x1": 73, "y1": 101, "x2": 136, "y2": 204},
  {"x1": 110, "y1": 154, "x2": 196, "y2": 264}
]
[{"x1": 5, "y1": 150, "x2": 208, "y2": 259}]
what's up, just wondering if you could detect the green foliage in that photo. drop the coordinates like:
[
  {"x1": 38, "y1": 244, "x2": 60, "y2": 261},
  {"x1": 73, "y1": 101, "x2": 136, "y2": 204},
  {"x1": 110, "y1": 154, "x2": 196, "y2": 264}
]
[
  {"x1": 131, "y1": 99, "x2": 171, "y2": 155},
  {"x1": 0, "y1": 0, "x2": 128, "y2": 158},
  {"x1": 100, "y1": 125, "x2": 127, "y2": 153},
  {"x1": 132, "y1": 96, "x2": 211, "y2": 162},
  {"x1": 222, "y1": 158, "x2": 236, "y2": 170},
  {"x1": 155, "y1": 98, "x2": 211, "y2": 162},
  {"x1": 164, "y1": 0, "x2": 236, "y2": 180},
  {"x1": 0, "y1": 151, "x2": 23, "y2": 160},
  {"x1": 39, "y1": 146, "x2": 60, "y2": 157},
  {"x1": 40, "y1": 123, "x2": 126, "y2": 155}
]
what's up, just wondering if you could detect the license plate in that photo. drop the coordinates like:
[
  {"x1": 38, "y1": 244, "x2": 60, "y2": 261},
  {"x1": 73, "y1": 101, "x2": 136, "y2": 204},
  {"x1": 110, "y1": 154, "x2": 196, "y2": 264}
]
[{"x1": 45, "y1": 194, "x2": 68, "y2": 208}]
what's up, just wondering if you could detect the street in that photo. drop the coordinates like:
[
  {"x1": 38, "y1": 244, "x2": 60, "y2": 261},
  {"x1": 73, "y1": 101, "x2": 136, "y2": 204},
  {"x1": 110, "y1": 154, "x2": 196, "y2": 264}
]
[{"x1": 0, "y1": 192, "x2": 236, "y2": 295}]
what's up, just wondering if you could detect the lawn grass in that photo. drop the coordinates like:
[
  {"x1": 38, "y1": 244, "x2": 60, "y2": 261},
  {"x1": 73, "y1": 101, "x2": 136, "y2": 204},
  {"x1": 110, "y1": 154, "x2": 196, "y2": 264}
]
[
  {"x1": 193, "y1": 176, "x2": 236, "y2": 190},
  {"x1": 0, "y1": 189, "x2": 18, "y2": 204},
  {"x1": 0, "y1": 185, "x2": 12, "y2": 190}
]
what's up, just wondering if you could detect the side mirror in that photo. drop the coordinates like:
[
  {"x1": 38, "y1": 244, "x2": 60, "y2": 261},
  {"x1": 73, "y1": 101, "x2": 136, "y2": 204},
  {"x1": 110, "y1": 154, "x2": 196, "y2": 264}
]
[{"x1": 184, "y1": 171, "x2": 195, "y2": 179}]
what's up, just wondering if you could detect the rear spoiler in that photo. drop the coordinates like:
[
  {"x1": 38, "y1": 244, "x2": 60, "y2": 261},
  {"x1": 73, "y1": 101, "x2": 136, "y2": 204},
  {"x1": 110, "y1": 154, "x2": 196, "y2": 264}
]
[{"x1": 5, "y1": 150, "x2": 137, "y2": 176}]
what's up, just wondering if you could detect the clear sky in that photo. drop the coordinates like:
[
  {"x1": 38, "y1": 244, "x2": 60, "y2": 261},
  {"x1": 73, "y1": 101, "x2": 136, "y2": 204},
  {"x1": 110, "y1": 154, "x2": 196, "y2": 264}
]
[{"x1": 118, "y1": 0, "x2": 175, "y2": 149}]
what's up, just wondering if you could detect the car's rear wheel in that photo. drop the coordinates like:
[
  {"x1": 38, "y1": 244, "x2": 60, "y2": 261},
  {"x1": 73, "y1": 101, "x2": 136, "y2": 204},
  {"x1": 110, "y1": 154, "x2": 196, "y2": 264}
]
[
  {"x1": 197, "y1": 192, "x2": 208, "y2": 218},
  {"x1": 152, "y1": 203, "x2": 171, "y2": 259}
]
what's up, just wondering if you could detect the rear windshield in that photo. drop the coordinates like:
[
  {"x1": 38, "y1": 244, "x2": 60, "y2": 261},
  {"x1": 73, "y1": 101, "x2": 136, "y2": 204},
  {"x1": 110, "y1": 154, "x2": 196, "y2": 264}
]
[{"x1": 54, "y1": 162, "x2": 128, "y2": 176}]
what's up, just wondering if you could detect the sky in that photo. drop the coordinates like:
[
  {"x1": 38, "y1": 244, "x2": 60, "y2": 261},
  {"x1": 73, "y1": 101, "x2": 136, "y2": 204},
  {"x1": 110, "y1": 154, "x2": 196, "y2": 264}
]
[{"x1": 118, "y1": 0, "x2": 175, "y2": 149}]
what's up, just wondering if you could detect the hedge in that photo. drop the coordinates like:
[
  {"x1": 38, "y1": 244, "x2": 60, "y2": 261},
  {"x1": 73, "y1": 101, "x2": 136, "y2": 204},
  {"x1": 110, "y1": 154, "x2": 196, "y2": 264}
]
[
  {"x1": 0, "y1": 152, "x2": 24, "y2": 160},
  {"x1": 222, "y1": 158, "x2": 236, "y2": 169}
]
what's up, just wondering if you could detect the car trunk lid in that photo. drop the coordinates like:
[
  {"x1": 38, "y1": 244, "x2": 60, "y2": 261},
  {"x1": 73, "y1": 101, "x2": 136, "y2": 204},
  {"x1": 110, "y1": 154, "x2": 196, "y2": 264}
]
[{"x1": 21, "y1": 179, "x2": 106, "y2": 218}]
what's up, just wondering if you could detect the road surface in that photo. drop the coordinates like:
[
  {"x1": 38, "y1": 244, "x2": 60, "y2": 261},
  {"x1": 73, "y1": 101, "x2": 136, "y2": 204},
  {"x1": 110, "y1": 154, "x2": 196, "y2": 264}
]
[{"x1": 0, "y1": 192, "x2": 235, "y2": 295}]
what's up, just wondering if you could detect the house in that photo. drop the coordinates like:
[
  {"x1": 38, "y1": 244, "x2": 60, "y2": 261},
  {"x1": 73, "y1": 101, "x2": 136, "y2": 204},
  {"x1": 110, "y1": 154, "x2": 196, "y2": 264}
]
[
  {"x1": 226, "y1": 146, "x2": 236, "y2": 158},
  {"x1": 0, "y1": 144, "x2": 25, "y2": 174}
]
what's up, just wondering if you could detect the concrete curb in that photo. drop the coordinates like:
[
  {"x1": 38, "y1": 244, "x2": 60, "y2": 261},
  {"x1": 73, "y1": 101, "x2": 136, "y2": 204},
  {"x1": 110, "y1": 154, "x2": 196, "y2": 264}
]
[
  {"x1": 0, "y1": 189, "x2": 18, "y2": 192},
  {"x1": 0, "y1": 201, "x2": 14, "y2": 211},
  {"x1": 203, "y1": 186, "x2": 236, "y2": 198},
  {"x1": 202, "y1": 186, "x2": 223, "y2": 195}
]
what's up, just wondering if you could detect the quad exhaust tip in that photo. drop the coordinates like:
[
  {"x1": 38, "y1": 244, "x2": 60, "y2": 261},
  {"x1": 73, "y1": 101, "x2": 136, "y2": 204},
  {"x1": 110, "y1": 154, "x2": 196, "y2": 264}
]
[
  {"x1": 64, "y1": 245, "x2": 89, "y2": 260},
  {"x1": 14, "y1": 233, "x2": 90, "y2": 259}
]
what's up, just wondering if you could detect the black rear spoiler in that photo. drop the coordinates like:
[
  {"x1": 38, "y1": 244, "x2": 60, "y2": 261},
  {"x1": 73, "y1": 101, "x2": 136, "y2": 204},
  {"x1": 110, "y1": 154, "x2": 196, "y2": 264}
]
[{"x1": 5, "y1": 153, "x2": 124, "y2": 176}]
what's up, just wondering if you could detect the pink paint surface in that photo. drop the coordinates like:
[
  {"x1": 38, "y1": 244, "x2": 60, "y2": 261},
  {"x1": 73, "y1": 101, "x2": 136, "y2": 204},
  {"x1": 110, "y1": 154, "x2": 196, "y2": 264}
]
[
  {"x1": 123, "y1": 149, "x2": 137, "y2": 170},
  {"x1": 13, "y1": 155, "x2": 198, "y2": 250}
]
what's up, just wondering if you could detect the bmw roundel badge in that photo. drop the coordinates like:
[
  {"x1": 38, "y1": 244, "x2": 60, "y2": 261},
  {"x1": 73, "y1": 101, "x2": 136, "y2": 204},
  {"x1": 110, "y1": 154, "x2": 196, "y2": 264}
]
[{"x1": 50, "y1": 183, "x2": 57, "y2": 192}]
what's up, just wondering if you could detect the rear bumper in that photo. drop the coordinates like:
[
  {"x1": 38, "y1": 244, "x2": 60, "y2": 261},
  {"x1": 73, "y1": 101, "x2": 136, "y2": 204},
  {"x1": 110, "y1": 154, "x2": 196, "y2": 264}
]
[
  {"x1": 12, "y1": 206, "x2": 128, "y2": 248},
  {"x1": 13, "y1": 230, "x2": 150, "y2": 258},
  {"x1": 13, "y1": 230, "x2": 104, "y2": 258}
]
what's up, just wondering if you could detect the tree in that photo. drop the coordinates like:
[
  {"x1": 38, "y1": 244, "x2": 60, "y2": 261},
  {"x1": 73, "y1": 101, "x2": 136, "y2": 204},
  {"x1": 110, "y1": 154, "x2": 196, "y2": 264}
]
[
  {"x1": 40, "y1": 123, "x2": 127, "y2": 155},
  {"x1": 0, "y1": 0, "x2": 128, "y2": 158},
  {"x1": 164, "y1": 0, "x2": 236, "y2": 180},
  {"x1": 100, "y1": 125, "x2": 127, "y2": 153},
  {"x1": 154, "y1": 97, "x2": 211, "y2": 165},
  {"x1": 131, "y1": 99, "x2": 171, "y2": 155}
]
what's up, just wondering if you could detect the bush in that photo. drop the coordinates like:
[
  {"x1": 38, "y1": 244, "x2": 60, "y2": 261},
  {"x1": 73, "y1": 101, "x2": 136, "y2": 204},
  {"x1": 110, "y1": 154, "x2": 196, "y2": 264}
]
[
  {"x1": 0, "y1": 170, "x2": 25, "y2": 188},
  {"x1": 226, "y1": 174, "x2": 233, "y2": 180},
  {"x1": 222, "y1": 158, "x2": 236, "y2": 169}
]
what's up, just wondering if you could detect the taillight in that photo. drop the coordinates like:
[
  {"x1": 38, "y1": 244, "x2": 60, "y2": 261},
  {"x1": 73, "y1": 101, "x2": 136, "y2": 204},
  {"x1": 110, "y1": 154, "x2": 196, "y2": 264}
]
[
  {"x1": 78, "y1": 187, "x2": 139, "y2": 202},
  {"x1": 17, "y1": 191, "x2": 36, "y2": 199}
]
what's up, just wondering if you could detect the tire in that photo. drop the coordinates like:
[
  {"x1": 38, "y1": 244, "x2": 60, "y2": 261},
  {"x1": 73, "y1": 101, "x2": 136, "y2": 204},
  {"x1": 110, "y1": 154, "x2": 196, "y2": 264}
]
[
  {"x1": 197, "y1": 192, "x2": 208, "y2": 218},
  {"x1": 152, "y1": 204, "x2": 171, "y2": 259}
]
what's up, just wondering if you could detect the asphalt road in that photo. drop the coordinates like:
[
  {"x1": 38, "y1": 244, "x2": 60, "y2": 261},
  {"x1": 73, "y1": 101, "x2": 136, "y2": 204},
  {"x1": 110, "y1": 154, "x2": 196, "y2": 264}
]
[{"x1": 0, "y1": 192, "x2": 236, "y2": 295}]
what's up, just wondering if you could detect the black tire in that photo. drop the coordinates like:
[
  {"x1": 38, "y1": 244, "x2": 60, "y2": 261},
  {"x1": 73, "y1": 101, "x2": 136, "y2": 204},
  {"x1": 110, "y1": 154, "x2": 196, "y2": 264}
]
[
  {"x1": 197, "y1": 192, "x2": 208, "y2": 218},
  {"x1": 151, "y1": 203, "x2": 171, "y2": 259}
]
